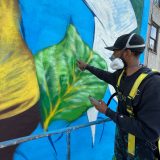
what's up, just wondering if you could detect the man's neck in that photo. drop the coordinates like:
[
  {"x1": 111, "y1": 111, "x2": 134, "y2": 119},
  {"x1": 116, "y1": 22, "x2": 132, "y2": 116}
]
[{"x1": 125, "y1": 63, "x2": 141, "y2": 76}]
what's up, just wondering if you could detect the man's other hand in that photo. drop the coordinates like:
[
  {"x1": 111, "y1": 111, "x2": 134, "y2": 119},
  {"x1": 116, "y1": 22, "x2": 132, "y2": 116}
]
[{"x1": 94, "y1": 100, "x2": 108, "y2": 114}]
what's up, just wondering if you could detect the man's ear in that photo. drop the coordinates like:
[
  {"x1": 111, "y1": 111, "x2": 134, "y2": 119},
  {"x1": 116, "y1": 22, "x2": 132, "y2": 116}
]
[
  {"x1": 122, "y1": 49, "x2": 128, "y2": 58},
  {"x1": 126, "y1": 49, "x2": 132, "y2": 57}
]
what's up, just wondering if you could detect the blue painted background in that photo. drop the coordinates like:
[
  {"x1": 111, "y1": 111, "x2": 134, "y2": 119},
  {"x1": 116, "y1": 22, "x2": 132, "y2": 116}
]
[{"x1": 14, "y1": 0, "x2": 150, "y2": 159}]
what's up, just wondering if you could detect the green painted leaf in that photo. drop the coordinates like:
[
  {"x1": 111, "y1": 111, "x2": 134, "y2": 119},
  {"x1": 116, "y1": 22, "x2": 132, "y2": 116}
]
[
  {"x1": 130, "y1": 0, "x2": 144, "y2": 33},
  {"x1": 34, "y1": 25, "x2": 108, "y2": 129}
]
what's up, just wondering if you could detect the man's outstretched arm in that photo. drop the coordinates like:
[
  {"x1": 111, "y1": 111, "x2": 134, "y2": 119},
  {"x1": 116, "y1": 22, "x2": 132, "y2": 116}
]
[{"x1": 77, "y1": 60, "x2": 120, "y2": 86}]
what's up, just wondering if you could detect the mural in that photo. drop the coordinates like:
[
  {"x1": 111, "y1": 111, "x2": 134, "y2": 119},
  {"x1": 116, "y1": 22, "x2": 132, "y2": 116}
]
[{"x1": 0, "y1": 0, "x2": 150, "y2": 160}]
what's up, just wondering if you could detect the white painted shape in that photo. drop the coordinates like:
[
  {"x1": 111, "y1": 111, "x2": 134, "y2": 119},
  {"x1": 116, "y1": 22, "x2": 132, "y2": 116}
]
[
  {"x1": 87, "y1": 107, "x2": 98, "y2": 144},
  {"x1": 84, "y1": 0, "x2": 138, "y2": 145}
]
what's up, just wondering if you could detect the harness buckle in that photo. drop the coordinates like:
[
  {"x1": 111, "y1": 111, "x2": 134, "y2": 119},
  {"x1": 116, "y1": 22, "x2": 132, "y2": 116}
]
[{"x1": 126, "y1": 96, "x2": 134, "y2": 116}]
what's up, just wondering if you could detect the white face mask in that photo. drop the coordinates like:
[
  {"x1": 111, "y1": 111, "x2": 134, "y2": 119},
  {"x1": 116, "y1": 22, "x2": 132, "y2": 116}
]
[{"x1": 110, "y1": 58, "x2": 124, "y2": 70}]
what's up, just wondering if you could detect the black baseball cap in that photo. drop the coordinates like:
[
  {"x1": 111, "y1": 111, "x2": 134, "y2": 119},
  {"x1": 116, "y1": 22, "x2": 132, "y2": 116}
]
[{"x1": 105, "y1": 33, "x2": 145, "y2": 53}]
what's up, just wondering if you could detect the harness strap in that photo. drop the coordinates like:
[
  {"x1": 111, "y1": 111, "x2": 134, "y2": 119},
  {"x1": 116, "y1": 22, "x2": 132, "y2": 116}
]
[
  {"x1": 129, "y1": 73, "x2": 148, "y2": 98},
  {"x1": 128, "y1": 72, "x2": 149, "y2": 156},
  {"x1": 117, "y1": 70, "x2": 125, "y2": 87},
  {"x1": 158, "y1": 139, "x2": 160, "y2": 155},
  {"x1": 128, "y1": 134, "x2": 136, "y2": 156}
]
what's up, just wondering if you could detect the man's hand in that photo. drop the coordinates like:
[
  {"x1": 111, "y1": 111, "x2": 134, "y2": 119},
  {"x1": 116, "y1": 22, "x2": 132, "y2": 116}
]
[
  {"x1": 93, "y1": 100, "x2": 108, "y2": 114},
  {"x1": 77, "y1": 60, "x2": 88, "y2": 71}
]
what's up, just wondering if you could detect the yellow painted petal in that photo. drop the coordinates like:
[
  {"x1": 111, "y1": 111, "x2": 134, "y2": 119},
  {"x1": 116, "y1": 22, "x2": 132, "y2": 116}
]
[{"x1": 0, "y1": 0, "x2": 39, "y2": 119}]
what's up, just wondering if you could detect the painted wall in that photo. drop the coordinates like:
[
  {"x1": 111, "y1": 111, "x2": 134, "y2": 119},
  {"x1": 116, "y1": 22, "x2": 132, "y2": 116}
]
[
  {"x1": 0, "y1": 0, "x2": 150, "y2": 159},
  {"x1": 145, "y1": 1, "x2": 160, "y2": 70}
]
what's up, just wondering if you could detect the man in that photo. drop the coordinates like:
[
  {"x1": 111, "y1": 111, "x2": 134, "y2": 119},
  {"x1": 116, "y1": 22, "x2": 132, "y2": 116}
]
[{"x1": 77, "y1": 33, "x2": 160, "y2": 160}]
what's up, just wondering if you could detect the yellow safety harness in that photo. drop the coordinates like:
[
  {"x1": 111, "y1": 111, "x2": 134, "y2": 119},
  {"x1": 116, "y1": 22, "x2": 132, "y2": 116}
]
[{"x1": 117, "y1": 69, "x2": 160, "y2": 157}]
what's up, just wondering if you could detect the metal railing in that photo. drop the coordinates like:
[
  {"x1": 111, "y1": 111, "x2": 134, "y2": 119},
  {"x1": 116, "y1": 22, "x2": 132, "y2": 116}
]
[{"x1": 0, "y1": 118, "x2": 111, "y2": 160}]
